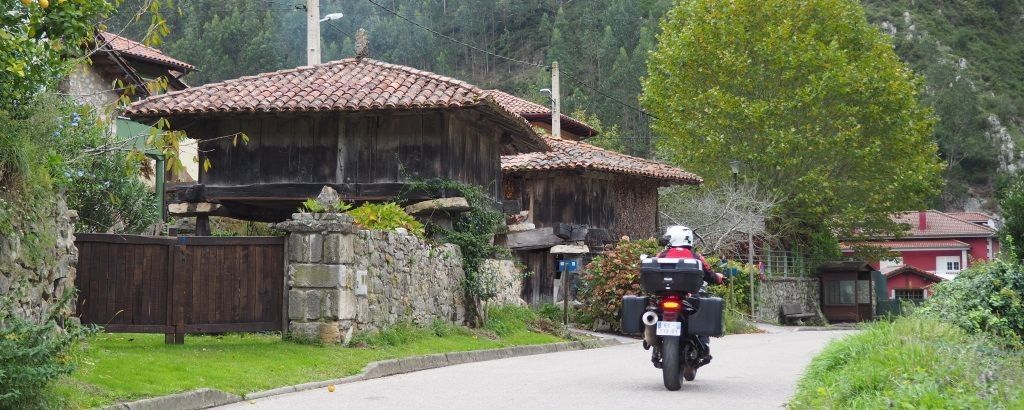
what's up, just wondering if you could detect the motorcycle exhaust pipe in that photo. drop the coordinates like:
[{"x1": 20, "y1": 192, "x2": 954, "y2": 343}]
[
  {"x1": 641, "y1": 311, "x2": 659, "y2": 348},
  {"x1": 642, "y1": 311, "x2": 658, "y2": 326}
]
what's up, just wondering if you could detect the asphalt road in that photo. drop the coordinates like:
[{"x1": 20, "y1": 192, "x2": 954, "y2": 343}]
[{"x1": 223, "y1": 329, "x2": 852, "y2": 410}]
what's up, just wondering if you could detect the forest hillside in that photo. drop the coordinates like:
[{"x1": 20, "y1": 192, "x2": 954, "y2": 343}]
[{"x1": 111, "y1": 0, "x2": 1024, "y2": 212}]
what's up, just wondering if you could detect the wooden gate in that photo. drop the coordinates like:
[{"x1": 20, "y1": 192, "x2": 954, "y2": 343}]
[{"x1": 74, "y1": 234, "x2": 286, "y2": 343}]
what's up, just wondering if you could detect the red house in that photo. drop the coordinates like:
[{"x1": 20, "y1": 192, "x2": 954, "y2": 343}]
[{"x1": 841, "y1": 210, "x2": 999, "y2": 300}]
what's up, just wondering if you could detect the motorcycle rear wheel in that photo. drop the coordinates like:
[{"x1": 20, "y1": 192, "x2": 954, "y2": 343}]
[{"x1": 661, "y1": 336, "x2": 682, "y2": 391}]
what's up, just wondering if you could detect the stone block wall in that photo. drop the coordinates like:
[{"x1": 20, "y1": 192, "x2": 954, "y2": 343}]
[
  {"x1": 276, "y1": 213, "x2": 465, "y2": 343},
  {"x1": 0, "y1": 195, "x2": 78, "y2": 324},
  {"x1": 755, "y1": 277, "x2": 823, "y2": 324}
]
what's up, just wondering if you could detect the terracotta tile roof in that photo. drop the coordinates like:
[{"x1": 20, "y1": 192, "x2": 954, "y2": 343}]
[
  {"x1": 124, "y1": 58, "x2": 547, "y2": 150},
  {"x1": 98, "y1": 31, "x2": 195, "y2": 71},
  {"x1": 484, "y1": 90, "x2": 598, "y2": 137},
  {"x1": 892, "y1": 210, "x2": 997, "y2": 238},
  {"x1": 946, "y1": 211, "x2": 994, "y2": 223},
  {"x1": 840, "y1": 239, "x2": 971, "y2": 251},
  {"x1": 502, "y1": 136, "x2": 702, "y2": 184},
  {"x1": 883, "y1": 265, "x2": 945, "y2": 282}
]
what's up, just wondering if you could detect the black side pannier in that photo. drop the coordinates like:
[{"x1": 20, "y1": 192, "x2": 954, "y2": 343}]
[
  {"x1": 687, "y1": 297, "x2": 725, "y2": 337},
  {"x1": 639, "y1": 258, "x2": 705, "y2": 293},
  {"x1": 620, "y1": 295, "x2": 648, "y2": 334}
]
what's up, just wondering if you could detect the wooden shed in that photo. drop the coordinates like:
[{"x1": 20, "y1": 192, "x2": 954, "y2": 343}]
[
  {"x1": 124, "y1": 58, "x2": 548, "y2": 224},
  {"x1": 818, "y1": 261, "x2": 878, "y2": 322},
  {"x1": 487, "y1": 90, "x2": 703, "y2": 303}
]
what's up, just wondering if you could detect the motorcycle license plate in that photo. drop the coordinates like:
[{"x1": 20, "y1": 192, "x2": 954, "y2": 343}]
[{"x1": 655, "y1": 321, "x2": 682, "y2": 336}]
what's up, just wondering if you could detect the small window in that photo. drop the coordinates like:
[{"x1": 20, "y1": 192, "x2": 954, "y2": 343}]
[
  {"x1": 895, "y1": 289, "x2": 925, "y2": 300},
  {"x1": 936, "y1": 256, "x2": 962, "y2": 275}
]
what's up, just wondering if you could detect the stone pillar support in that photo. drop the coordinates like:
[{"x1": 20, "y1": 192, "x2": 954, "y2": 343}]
[{"x1": 274, "y1": 213, "x2": 360, "y2": 344}]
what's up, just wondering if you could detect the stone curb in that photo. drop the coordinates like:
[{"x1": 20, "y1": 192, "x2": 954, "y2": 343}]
[
  {"x1": 98, "y1": 388, "x2": 240, "y2": 410},
  {"x1": 99, "y1": 337, "x2": 621, "y2": 410}
]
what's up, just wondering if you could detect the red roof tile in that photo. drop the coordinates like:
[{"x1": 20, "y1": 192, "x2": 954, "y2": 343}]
[
  {"x1": 98, "y1": 31, "x2": 194, "y2": 71},
  {"x1": 484, "y1": 90, "x2": 598, "y2": 137},
  {"x1": 883, "y1": 265, "x2": 945, "y2": 282},
  {"x1": 840, "y1": 239, "x2": 971, "y2": 251},
  {"x1": 892, "y1": 210, "x2": 997, "y2": 238},
  {"x1": 502, "y1": 136, "x2": 702, "y2": 184},
  {"x1": 124, "y1": 58, "x2": 547, "y2": 150},
  {"x1": 945, "y1": 211, "x2": 995, "y2": 223}
]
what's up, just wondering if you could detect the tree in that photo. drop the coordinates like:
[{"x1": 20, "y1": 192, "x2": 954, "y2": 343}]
[
  {"x1": 660, "y1": 182, "x2": 780, "y2": 256},
  {"x1": 642, "y1": 0, "x2": 944, "y2": 243},
  {"x1": 1000, "y1": 176, "x2": 1024, "y2": 260}
]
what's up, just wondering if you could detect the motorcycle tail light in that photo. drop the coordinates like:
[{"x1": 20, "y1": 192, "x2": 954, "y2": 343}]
[{"x1": 660, "y1": 295, "x2": 682, "y2": 321}]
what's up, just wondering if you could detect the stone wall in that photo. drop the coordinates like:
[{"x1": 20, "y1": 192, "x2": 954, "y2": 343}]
[
  {"x1": 0, "y1": 195, "x2": 78, "y2": 324},
  {"x1": 481, "y1": 259, "x2": 528, "y2": 307},
  {"x1": 276, "y1": 213, "x2": 465, "y2": 343},
  {"x1": 755, "y1": 277, "x2": 823, "y2": 324}
]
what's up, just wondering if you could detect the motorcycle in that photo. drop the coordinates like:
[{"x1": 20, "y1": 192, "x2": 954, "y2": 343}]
[{"x1": 621, "y1": 256, "x2": 726, "y2": 391}]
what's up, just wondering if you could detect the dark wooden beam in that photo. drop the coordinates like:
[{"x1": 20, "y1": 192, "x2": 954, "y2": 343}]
[{"x1": 170, "y1": 182, "x2": 465, "y2": 203}]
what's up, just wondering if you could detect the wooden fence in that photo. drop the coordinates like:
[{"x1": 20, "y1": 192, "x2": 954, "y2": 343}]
[{"x1": 74, "y1": 234, "x2": 286, "y2": 343}]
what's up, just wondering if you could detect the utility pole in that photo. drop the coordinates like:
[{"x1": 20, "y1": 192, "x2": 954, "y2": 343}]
[
  {"x1": 551, "y1": 61, "x2": 560, "y2": 139},
  {"x1": 306, "y1": 0, "x2": 321, "y2": 65},
  {"x1": 749, "y1": 230, "x2": 755, "y2": 317}
]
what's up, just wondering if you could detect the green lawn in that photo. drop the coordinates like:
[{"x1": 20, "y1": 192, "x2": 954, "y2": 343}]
[{"x1": 56, "y1": 326, "x2": 561, "y2": 408}]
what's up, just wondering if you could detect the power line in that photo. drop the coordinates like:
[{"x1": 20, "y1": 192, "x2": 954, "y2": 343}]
[
  {"x1": 559, "y1": 68, "x2": 657, "y2": 119},
  {"x1": 363, "y1": 0, "x2": 548, "y2": 69}
]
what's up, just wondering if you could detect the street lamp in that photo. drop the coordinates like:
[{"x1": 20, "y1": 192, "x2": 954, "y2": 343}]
[
  {"x1": 320, "y1": 12, "x2": 344, "y2": 22},
  {"x1": 729, "y1": 160, "x2": 742, "y2": 185}
]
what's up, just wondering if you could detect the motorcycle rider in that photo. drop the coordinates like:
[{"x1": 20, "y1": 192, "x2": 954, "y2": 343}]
[{"x1": 656, "y1": 225, "x2": 724, "y2": 365}]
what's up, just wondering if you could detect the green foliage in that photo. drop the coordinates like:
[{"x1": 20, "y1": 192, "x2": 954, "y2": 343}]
[
  {"x1": 346, "y1": 202, "x2": 424, "y2": 237},
  {"x1": 1000, "y1": 176, "x2": 1024, "y2": 260},
  {"x1": 405, "y1": 180, "x2": 508, "y2": 325},
  {"x1": 791, "y1": 315, "x2": 1024, "y2": 409},
  {"x1": 920, "y1": 259, "x2": 1024, "y2": 347},
  {"x1": 705, "y1": 257, "x2": 754, "y2": 314},
  {"x1": 643, "y1": 0, "x2": 943, "y2": 244},
  {"x1": 0, "y1": 0, "x2": 115, "y2": 113},
  {"x1": 52, "y1": 105, "x2": 159, "y2": 233},
  {"x1": 0, "y1": 288, "x2": 97, "y2": 409},
  {"x1": 863, "y1": 1, "x2": 1024, "y2": 208},
  {"x1": 578, "y1": 239, "x2": 661, "y2": 328},
  {"x1": 298, "y1": 198, "x2": 326, "y2": 213},
  {"x1": 486, "y1": 305, "x2": 566, "y2": 339},
  {"x1": 349, "y1": 320, "x2": 471, "y2": 348}
]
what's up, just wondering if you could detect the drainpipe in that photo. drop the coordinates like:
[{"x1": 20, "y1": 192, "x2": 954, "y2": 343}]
[{"x1": 145, "y1": 152, "x2": 166, "y2": 223}]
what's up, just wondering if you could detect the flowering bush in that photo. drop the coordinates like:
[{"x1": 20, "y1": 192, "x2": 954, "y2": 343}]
[{"x1": 578, "y1": 239, "x2": 661, "y2": 329}]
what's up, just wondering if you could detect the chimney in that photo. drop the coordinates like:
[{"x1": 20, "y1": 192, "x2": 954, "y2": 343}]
[
  {"x1": 355, "y1": 28, "x2": 369, "y2": 59},
  {"x1": 918, "y1": 210, "x2": 927, "y2": 230}
]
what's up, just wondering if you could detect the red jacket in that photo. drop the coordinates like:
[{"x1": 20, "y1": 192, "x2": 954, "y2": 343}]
[{"x1": 657, "y1": 247, "x2": 722, "y2": 285}]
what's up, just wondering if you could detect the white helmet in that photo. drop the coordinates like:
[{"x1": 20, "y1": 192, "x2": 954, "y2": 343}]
[{"x1": 664, "y1": 225, "x2": 694, "y2": 247}]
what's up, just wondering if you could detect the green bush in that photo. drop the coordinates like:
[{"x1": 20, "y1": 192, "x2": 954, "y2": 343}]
[
  {"x1": 578, "y1": 239, "x2": 661, "y2": 329},
  {"x1": 0, "y1": 290, "x2": 96, "y2": 409},
  {"x1": 791, "y1": 315, "x2": 1024, "y2": 409},
  {"x1": 346, "y1": 202, "x2": 424, "y2": 237},
  {"x1": 920, "y1": 259, "x2": 1024, "y2": 347}
]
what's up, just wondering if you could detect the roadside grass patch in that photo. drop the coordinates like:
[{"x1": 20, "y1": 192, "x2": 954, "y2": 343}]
[
  {"x1": 790, "y1": 315, "x2": 1024, "y2": 409},
  {"x1": 59, "y1": 318, "x2": 562, "y2": 409}
]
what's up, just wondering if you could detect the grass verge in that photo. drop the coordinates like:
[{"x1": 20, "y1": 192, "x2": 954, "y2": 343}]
[
  {"x1": 55, "y1": 310, "x2": 562, "y2": 409},
  {"x1": 790, "y1": 315, "x2": 1024, "y2": 409}
]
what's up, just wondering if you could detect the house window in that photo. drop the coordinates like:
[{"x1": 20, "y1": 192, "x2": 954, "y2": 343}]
[
  {"x1": 824, "y1": 280, "x2": 857, "y2": 305},
  {"x1": 936, "y1": 256, "x2": 961, "y2": 275},
  {"x1": 895, "y1": 289, "x2": 925, "y2": 300}
]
